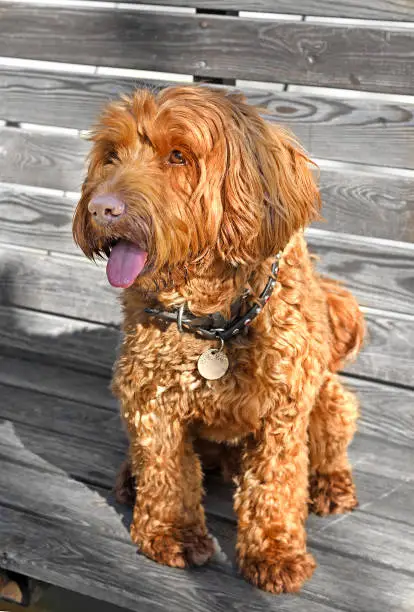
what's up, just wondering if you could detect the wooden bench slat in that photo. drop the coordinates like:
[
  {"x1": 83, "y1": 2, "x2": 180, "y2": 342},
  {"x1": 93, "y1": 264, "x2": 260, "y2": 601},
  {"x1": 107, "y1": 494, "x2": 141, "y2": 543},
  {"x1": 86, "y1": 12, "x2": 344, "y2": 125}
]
[
  {"x1": 0, "y1": 188, "x2": 78, "y2": 254},
  {"x1": 307, "y1": 232, "x2": 414, "y2": 316},
  {"x1": 1, "y1": 232, "x2": 413, "y2": 322},
  {"x1": 0, "y1": 247, "x2": 120, "y2": 325},
  {"x1": 0, "y1": 127, "x2": 87, "y2": 192},
  {"x1": 2, "y1": 361, "x2": 413, "y2": 451},
  {"x1": 1, "y1": 70, "x2": 414, "y2": 169},
  {"x1": 0, "y1": 394, "x2": 414, "y2": 610},
  {"x1": 1, "y1": 305, "x2": 413, "y2": 388},
  {"x1": 0, "y1": 352, "x2": 116, "y2": 409},
  {"x1": 4, "y1": 501, "x2": 400, "y2": 612},
  {"x1": 110, "y1": 0, "x2": 414, "y2": 21},
  {"x1": 1, "y1": 397, "x2": 414, "y2": 611},
  {"x1": 1, "y1": 164, "x2": 413, "y2": 257},
  {"x1": 315, "y1": 167, "x2": 414, "y2": 240},
  {"x1": 348, "y1": 311, "x2": 414, "y2": 387},
  {"x1": 1, "y1": 6, "x2": 414, "y2": 93}
]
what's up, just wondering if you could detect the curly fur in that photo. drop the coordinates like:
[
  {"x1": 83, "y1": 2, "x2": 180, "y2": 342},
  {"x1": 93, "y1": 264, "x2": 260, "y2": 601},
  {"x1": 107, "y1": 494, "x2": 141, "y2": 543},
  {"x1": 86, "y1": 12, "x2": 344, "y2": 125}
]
[{"x1": 73, "y1": 85, "x2": 365, "y2": 593}]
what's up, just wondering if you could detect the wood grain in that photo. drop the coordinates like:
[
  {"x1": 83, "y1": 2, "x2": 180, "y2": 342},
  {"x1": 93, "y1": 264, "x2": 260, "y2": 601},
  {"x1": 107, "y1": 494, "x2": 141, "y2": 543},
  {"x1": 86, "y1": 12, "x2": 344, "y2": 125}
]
[
  {"x1": 1, "y1": 232, "x2": 413, "y2": 323},
  {"x1": 0, "y1": 353, "x2": 116, "y2": 409},
  {"x1": 316, "y1": 167, "x2": 414, "y2": 240},
  {"x1": 0, "y1": 503, "x2": 374, "y2": 612},
  {"x1": 0, "y1": 305, "x2": 118, "y2": 377},
  {"x1": 0, "y1": 187, "x2": 78, "y2": 254},
  {"x1": 1, "y1": 170, "x2": 413, "y2": 258},
  {"x1": 307, "y1": 232, "x2": 414, "y2": 316},
  {"x1": 0, "y1": 6, "x2": 414, "y2": 93},
  {"x1": 1, "y1": 304, "x2": 413, "y2": 387},
  {"x1": 345, "y1": 311, "x2": 414, "y2": 387},
  {"x1": 1, "y1": 353, "x2": 413, "y2": 466},
  {"x1": 0, "y1": 247, "x2": 121, "y2": 325},
  {"x1": 254, "y1": 92, "x2": 414, "y2": 170},
  {"x1": 1, "y1": 434, "x2": 414, "y2": 612},
  {"x1": 110, "y1": 0, "x2": 414, "y2": 21},
  {"x1": 0, "y1": 127, "x2": 87, "y2": 191},
  {"x1": 1, "y1": 69, "x2": 414, "y2": 169}
]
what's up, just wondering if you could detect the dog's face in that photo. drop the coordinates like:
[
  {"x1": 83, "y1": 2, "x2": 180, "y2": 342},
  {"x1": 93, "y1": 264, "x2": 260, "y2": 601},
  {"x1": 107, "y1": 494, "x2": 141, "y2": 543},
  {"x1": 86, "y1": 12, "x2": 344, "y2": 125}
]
[{"x1": 73, "y1": 85, "x2": 320, "y2": 288}]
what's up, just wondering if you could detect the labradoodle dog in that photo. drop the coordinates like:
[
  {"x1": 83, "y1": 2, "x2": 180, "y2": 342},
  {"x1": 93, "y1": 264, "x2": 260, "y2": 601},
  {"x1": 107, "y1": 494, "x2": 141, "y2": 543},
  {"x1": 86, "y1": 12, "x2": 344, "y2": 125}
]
[{"x1": 73, "y1": 85, "x2": 365, "y2": 594}]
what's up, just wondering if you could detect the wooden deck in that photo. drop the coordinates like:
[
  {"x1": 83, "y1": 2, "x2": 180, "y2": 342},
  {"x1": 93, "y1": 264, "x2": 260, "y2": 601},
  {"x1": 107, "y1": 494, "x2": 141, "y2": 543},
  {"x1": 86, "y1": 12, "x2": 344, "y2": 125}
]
[{"x1": 0, "y1": 0, "x2": 414, "y2": 610}]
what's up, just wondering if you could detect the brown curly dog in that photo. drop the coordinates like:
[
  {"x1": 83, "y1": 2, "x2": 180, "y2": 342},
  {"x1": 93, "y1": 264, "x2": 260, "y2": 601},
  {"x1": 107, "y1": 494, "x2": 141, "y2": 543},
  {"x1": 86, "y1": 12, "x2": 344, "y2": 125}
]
[{"x1": 73, "y1": 85, "x2": 365, "y2": 593}]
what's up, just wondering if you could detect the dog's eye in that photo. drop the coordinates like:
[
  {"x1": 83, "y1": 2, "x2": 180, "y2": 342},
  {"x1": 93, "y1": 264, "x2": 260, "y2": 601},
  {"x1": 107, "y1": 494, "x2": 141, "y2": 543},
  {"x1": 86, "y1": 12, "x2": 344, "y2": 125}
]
[
  {"x1": 106, "y1": 150, "x2": 119, "y2": 164},
  {"x1": 168, "y1": 149, "x2": 186, "y2": 165}
]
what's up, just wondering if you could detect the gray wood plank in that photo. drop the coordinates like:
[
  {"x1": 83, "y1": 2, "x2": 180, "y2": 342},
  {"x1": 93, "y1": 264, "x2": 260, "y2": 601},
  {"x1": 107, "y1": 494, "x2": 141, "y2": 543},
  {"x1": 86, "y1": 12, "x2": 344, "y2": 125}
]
[
  {"x1": 0, "y1": 188, "x2": 78, "y2": 254},
  {"x1": 0, "y1": 127, "x2": 87, "y2": 191},
  {"x1": 1, "y1": 69, "x2": 414, "y2": 169},
  {"x1": 253, "y1": 92, "x2": 414, "y2": 170},
  {"x1": 0, "y1": 302, "x2": 413, "y2": 388},
  {"x1": 0, "y1": 353, "x2": 116, "y2": 409},
  {"x1": 2, "y1": 167, "x2": 413, "y2": 255},
  {"x1": 1, "y1": 457, "x2": 414, "y2": 612},
  {"x1": 1, "y1": 503, "x2": 372, "y2": 612},
  {"x1": 345, "y1": 377, "x2": 414, "y2": 448},
  {"x1": 0, "y1": 384, "x2": 126, "y2": 448},
  {"x1": 1, "y1": 6, "x2": 414, "y2": 93},
  {"x1": 0, "y1": 247, "x2": 121, "y2": 325},
  {"x1": 345, "y1": 311, "x2": 414, "y2": 387},
  {"x1": 1, "y1": 235, "x2": 413, "y2": 324},
  {"x1": 2, "y1": 360, "x2": 414, "y2": 451},
  {"x1": 1, "y1": 354, "x2": 413, "y2": 486},
  {"x1": 316, "y1": 167, "x2": 414, "y2": 240},
  {"x1": 0, "y1": 305, "x2": 118, "y2": 376},
  {"x1": 111, "y1": 0, "x2": 414, "y2": 21},
  {"x1": 307, "y1": 232, "x2": 414, "y2": 316}
]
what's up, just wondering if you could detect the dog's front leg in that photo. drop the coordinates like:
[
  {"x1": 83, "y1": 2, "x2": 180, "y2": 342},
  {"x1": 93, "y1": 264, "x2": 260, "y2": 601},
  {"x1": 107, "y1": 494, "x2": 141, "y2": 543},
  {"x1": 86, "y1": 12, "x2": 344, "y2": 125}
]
[
  {"x1": 235, "y1": 396, "x2": 315, "y2": 593},
  {"x1": 129, "y1": 409, "x2": 214, "y2": 568}
]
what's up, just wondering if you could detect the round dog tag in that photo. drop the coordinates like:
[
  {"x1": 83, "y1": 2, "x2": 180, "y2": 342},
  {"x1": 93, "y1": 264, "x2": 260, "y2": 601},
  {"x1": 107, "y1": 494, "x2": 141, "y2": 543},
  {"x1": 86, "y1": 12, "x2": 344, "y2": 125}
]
[{"x1": 197, "y1": 348, "x2": 229, "y2": 380}]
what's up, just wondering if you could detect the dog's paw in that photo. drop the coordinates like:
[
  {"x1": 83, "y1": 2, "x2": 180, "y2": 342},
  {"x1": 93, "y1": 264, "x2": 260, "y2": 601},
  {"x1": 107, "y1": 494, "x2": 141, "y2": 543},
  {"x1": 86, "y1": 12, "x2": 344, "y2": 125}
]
[
  {"x1": 309, "y1": 470, "x2": 358, "y2": 516},
  {"x1": 131, "y1": 525, "x2": 215, "y2": 569},
  {"x1": 239, "y1": 551, "x2": 316, "y2": 594}
]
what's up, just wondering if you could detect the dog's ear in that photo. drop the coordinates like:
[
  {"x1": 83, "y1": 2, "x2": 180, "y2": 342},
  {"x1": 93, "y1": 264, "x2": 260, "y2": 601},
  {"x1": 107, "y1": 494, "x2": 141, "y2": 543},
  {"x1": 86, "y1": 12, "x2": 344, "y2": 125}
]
[
  {"x1": 258, "y1": 124, "x2": 321, "y2": 257},
  {"x1": 218, "y1": 100, "x2": 320, "y2": 264}
]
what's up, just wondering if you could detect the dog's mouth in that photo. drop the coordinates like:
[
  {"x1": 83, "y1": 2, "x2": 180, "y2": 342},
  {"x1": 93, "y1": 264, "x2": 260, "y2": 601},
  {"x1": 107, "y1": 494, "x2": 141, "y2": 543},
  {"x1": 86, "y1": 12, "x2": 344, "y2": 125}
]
[{"x1": 105, "y1": 239, "x2": 148, "y2": 288}]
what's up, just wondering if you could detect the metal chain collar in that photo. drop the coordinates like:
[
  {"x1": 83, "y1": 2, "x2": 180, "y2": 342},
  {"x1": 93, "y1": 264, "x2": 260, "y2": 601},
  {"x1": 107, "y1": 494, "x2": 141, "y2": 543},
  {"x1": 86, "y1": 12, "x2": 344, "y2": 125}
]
[{"x1": 144, "y1": 251, "x2": 282, "y2": 342}]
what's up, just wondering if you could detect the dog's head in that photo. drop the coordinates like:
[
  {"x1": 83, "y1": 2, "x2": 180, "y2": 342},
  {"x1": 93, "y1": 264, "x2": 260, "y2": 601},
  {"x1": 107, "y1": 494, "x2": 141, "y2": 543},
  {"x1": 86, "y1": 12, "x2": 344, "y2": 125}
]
[{"x1": 73, "y1": 85, "x2": 320, "y2": 288}]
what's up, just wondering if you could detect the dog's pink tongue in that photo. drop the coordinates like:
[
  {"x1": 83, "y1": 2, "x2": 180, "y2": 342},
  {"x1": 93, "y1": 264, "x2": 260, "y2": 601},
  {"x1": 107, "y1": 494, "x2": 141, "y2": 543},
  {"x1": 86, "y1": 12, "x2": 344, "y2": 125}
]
[{"x1": 106, "y1": 240, "x2": 147, "y2": 288}]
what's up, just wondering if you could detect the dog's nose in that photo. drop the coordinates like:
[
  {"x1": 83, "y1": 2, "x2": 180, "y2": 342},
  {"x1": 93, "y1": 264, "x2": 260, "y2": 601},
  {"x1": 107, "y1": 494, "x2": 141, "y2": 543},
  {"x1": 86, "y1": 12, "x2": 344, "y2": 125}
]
[{"x1": 88, "y1": 193, "x2": 125, "y2": 224}]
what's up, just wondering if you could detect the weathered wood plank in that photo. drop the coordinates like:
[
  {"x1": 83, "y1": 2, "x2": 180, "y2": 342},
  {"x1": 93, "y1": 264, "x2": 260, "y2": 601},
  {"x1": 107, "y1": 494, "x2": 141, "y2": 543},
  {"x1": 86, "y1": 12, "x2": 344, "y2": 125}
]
[
  {"x1": 0, "y1": 305, "x2": 119, "y2": 377},
  {"x1": 2, "y1": 234, "x2": 413, "y2": 324},
  {"x1": 1, "y1": 6, "x2": 414, "y2": 93},
  {"x1": 255, "y1": 93, "x2": 414, "y2": 170},
  {"x1": 0, "y1": 302, "x2": 413, "y2": 389},
  {"x1": 1, "y1": 456, "x2": 414, "y2": 612},
  {"x1": 316, "y1": 167, "x2": 414, "y2": 240},
  {"x1": 0, "y1": 383, "x2": 126, "y2": 448},
  {"x1": 111, "y1": 0, "x2": 414, "y2": 21},
  {"x1": 2, "y1": 167, "x2": 413, "y2": 255},
  {"x1": 1, "y1": 69, "x2": 413, "y2": 169},
  {"x1": 3, "y1": 502, "x2": 381, "y2": 612},
  {"x1": 0, "y1": 353, "x2": 116, "y2": 409},
  {"x1": 0, "y1": 188, "x2": 78, "y2": 254},
  {"x1": 1, "y1": 354, "x2": 413, "y2": 487},
  {"x1": 2, "y1": 360, "x2": 413, "y2": 452},
  {"x1": 0, "y1": 248, "x2": 121, "y2": 325},
  {"x1": 345, "y1": 310, "x2": 414, "y2": 387},
  {"x1": 307, "y1": 232, "x2": 414, "y2": 316},
  {"x1": 0, "y1": 127, "x2": 87, "y2": 192},
  {"x1": 0, "y1": 68, "x2": 144, "y2": 131}
]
